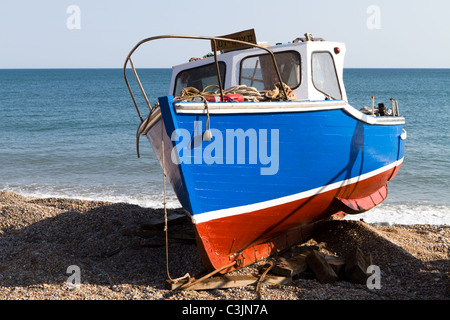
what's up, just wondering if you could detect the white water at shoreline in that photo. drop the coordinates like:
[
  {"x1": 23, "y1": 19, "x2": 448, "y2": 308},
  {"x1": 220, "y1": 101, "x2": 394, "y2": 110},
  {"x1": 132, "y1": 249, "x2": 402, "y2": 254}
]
[
  {"x1": 2, "y1": 185, "x2": 449, "y2": 225},
  {"x1": 344, "y1": 202, "x2": 450, "y2": 225}
]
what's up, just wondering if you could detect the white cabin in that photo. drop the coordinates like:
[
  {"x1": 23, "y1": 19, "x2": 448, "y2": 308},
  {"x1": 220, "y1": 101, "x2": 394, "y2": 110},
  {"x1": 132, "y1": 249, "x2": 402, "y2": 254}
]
[{"x1": 169, "y1": 38, "x2": 347, "y2": 102}]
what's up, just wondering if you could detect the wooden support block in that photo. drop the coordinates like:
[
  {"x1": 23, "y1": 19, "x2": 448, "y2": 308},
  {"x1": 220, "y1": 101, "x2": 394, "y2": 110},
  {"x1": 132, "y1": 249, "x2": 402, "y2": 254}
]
[
  {"x1": 345, "y1": 247, "x2": 368, "y2": 284},
  {"x1": 306, "y1": 250, "x2": 338, "y2": 284},
  {"x1": 365, "y1": 253, "x2": 373, "y2": 267},
  {"x1": 166, "y1": 275, "x2": 291, "y2": 291},
  {"x1": 272, "y1": 254, "x2": 308, "y2": 278},
  {"x1": 259, "y1": 275, "x2": 292, "y2": 286},
  {"x1": 324, "y1": 255, "x2": 346, "y2": 276}
]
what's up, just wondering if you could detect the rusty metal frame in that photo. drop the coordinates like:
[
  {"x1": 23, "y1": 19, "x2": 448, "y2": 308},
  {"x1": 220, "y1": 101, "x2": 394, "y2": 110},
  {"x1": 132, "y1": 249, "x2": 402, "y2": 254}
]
[{"x1": 123, "y1": 34, "x2": 288, "y2": 122}]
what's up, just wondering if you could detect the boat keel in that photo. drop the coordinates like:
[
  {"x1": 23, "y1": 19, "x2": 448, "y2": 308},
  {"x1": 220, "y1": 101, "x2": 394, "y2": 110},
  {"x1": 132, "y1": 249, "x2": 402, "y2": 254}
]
[
  {"x1": 193, "y1": 222, "x2": 317, "y2": 273},
  {"x1": 334, "y1": 184, "x2": 388, "y2": 214}
]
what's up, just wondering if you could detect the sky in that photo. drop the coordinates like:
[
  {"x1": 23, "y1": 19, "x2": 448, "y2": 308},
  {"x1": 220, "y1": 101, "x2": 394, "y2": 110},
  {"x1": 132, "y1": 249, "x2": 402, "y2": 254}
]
[{"x1": 0, "y1": 0, "x2": 449, "y2": 68}]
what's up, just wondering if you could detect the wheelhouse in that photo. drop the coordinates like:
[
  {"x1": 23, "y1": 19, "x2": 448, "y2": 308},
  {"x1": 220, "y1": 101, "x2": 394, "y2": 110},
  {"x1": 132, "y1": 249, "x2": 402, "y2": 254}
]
[{"x1": 169, "y1": 39, "x2": 347, "y2": 102}]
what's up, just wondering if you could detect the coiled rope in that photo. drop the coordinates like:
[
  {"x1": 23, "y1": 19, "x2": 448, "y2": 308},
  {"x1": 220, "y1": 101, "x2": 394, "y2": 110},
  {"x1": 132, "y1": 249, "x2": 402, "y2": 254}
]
[
  {"x1": 264, "y1": 82, "x2": 296, "y2": 101},
  {"x1": 173, "y1": 83, "x2": 296, "y2": 103},
  {"x1": 174, "y1": 84, "x2": 261, "y2": 102}
]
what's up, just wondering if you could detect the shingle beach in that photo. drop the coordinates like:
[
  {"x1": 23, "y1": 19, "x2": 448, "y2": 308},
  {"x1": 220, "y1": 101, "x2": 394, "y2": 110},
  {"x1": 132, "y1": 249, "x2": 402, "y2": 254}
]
[{"x1": 0, "y1": 191, "x2": 448, "y2": 300}]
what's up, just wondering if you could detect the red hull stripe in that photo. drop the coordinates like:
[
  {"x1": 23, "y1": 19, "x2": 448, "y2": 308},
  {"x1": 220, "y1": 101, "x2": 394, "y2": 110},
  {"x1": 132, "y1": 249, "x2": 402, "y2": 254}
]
[{"x1": 192, "y1": 158, "x2": 404, "y2": 225}]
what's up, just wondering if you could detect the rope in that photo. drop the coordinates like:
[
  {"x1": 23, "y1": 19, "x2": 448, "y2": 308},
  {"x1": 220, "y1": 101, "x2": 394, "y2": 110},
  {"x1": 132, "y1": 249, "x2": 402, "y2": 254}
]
[
  {"x1": 174, "y1": 87, "x2": 214, "y2": 141},
  {"x1": 161, "y1": 119, "x2": 191, "y2": 284},
  {"x1": 174, "y1": 84, "x2": 261, "y2": 102},
  {"x1": 223, "y1": 85, "x2": 261, "y2": 102},
  {"x1": 135, "y1": 102, "x2": 160, "y2": 158},
  {"x1": 263, "y1": 82, "x2": 296, "y2": 101},
  {"x1": 179, "y1": 260, "x2": 237, "y2": 291},
  {"x1": 256, "y1": 261, "x2": 274, "y2": 300},
  {"x1": 203, "y1": 99, "x2": 212, "y2": 141},
  {"x1": 174, "y1": 83, "x2": 295, "y2": 103},
  {"x1": 161, "y1": 119, "x2": 173, "y2": 282}
]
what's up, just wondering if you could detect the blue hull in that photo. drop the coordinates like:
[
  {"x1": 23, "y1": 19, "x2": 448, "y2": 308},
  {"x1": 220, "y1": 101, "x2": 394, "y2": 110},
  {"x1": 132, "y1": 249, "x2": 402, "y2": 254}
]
[
  {"x1": 156, "y1": 96, "x2": 404, "y2": 218},
  {"x1": 146, "y1": 96, "x2": 405, "y2": 271}
]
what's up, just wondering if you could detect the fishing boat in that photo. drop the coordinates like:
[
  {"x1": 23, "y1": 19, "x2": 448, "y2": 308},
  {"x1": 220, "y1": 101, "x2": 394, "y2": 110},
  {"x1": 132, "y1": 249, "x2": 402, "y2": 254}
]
[{"x1": 123, "y1": 30, "x2": 406, "y2": 273}]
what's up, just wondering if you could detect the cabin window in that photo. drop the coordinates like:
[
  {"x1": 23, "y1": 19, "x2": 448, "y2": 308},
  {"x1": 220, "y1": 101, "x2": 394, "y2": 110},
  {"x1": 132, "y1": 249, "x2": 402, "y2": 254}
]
[
  {"x1": 173, "y1": 62, "x2": 226, "y2": 96},
  {"x1": 311, "y1": 52, "x2": 342, "y2": 100},
  {"x1": 239, "y1": 51, "x2": 301, "y2": 90}
]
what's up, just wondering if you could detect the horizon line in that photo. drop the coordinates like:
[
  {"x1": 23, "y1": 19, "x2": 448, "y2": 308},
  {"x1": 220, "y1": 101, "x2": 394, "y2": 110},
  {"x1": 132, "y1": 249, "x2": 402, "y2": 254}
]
[{"x1": 1, "y1": 67, "x2": 450, "y2": 70}]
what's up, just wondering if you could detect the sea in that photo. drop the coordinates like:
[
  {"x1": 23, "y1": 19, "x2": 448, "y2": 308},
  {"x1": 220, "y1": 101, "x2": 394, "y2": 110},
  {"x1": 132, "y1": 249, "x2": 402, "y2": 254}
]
[{"x1": 0, "y1": 68, "x2": 449, "y2": 225}]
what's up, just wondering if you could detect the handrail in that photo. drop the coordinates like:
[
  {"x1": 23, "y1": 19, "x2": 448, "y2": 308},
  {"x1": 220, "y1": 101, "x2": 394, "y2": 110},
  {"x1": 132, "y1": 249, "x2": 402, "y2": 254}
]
[{"x1": 123, "y1": 34, "x2": 288, "y2": 123}]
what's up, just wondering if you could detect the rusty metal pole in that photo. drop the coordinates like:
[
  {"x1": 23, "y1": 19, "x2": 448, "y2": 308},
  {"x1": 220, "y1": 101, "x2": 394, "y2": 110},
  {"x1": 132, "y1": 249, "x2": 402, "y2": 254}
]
[
  {"x1": 123, "y1": 34, "x2": 293, "y2": 122},
  {"x1": 211, "y1": 39, "x2": 225, "y2": 101},
  {"x1": 129, "y1": 57, "x2": 153, "y2": 113},
  {"x1": 268, "y1": 52, "x2": 289, "y2": 100},
  {"x1": 123, "y1": 58, "x2": 144, "y2": 122}
]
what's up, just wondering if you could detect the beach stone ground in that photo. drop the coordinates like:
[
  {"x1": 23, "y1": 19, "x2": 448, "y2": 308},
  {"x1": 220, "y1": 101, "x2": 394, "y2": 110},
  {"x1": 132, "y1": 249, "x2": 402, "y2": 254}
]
[{"x1": 0, "y1": 191, "x2": 448, "y2": 300}]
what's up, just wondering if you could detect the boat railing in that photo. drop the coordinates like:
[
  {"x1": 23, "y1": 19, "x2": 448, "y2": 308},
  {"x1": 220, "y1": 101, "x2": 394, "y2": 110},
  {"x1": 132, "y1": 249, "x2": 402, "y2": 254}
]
[{"x1": 123, "y1": 35, "x2": 288, "y2": 123}]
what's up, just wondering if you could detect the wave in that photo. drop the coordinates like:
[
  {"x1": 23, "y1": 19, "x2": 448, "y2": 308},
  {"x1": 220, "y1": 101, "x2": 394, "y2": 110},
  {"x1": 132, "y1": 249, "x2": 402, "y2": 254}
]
[
  {"x1": 0, "y1": 184, "x2": 182, "y2": 210},
  {"x1": 344, "y1": 202, "x2": 450, "y2": 225}
]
